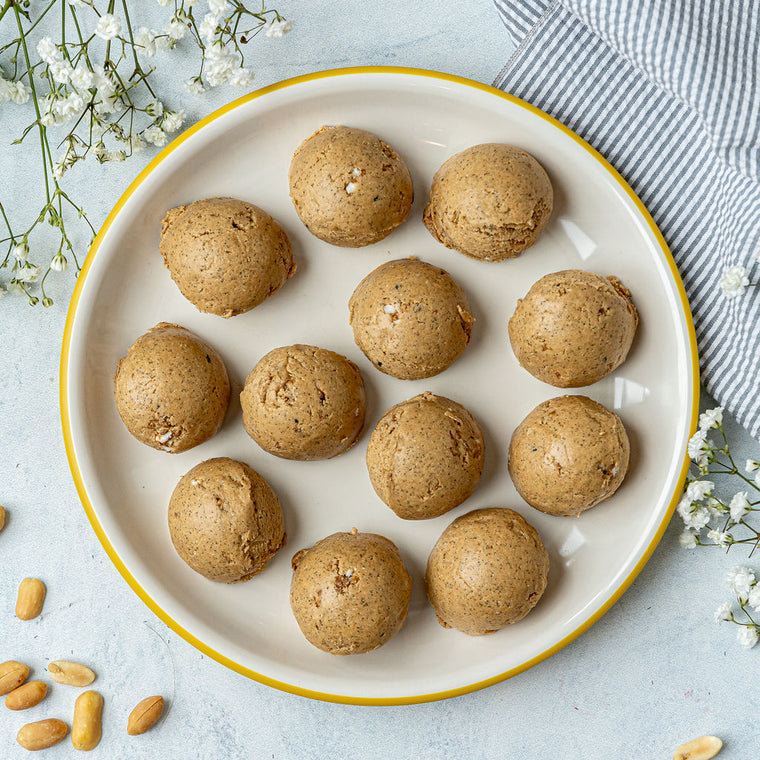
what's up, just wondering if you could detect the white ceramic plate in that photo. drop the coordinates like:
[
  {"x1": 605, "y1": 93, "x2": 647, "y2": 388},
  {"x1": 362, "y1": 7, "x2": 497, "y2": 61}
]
[{"x1": 61, "y1": 68, "x2": 698, "y2": 704}]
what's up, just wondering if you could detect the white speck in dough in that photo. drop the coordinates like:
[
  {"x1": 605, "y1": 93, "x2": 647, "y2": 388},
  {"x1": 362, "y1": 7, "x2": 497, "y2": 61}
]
[
  {"x1": 383, "y1": 304, "x2": 397, "y2": 314},
  {"x1": 351, "y1": 167, "x2": 362, "y2": 177},
  {"x1": 156, "y1": 431, "x2": 173, "y2": 444},
  {"x1": 345, "y1": 182, "x2": 357, "y2": 194}
]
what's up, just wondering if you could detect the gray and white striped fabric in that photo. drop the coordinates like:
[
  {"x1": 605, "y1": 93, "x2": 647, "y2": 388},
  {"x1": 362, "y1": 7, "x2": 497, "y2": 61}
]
[{"x1": 492, "y1": 0, "x2": 760, "y2": 437}]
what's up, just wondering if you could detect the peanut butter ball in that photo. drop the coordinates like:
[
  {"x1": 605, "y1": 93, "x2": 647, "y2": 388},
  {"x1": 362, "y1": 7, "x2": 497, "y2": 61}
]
[
  {"x1": 425, "y1": 508, "x2": 549, "y2": 635},
  {"x1": 423, "y1": 143, "x2": 553, "y2": 261},
  {"x1": 289, "y1": 126, "x2": 413, "y2": 247},
  {"x1": 240, "y1": 344, "x2": 366, "y2": 460},
  {"x1": 168, "y1": 457, "x2": 285, "y2": 583},
  {"x1": 348, "y1": 258, "x2": 475, "y2": 379},
  {"x1": 508, "y1": 269, "x2": 638, "y2": 387},
  {"x1": 114, "y1": 322, "x2": 230, "y2": 453},
  {"x1": 290, "y1": 530, "x2": 412, "y2": 655},
  {"x1": 366, "y1": 392, "x2": 484, "y2": 519},
  {"x1": 508, "y1": 395, "x2": 630, "y2": 517},
  {"x1": 160, "y1": 197, "x2": 295, "y2": 318}
]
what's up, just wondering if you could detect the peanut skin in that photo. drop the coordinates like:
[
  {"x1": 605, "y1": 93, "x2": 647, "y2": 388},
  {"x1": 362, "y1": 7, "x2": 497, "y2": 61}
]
[
  {"x1": 72, "y1": 690, "x2": 103, "y2": 751},
  {"x1": 5, "y1": 680, "x2": 47, "y2": 710},
  {"x1": 16, "y1": 719, "x2": 68, "y2": 751},
  {"x1": 127, "y1": 695, "x2": 164, "y2": 735}
]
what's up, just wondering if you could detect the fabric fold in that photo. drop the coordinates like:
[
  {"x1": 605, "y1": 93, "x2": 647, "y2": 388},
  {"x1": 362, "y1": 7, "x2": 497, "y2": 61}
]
[{"x1": 492, "y1": 0, "x2": 760, "y2": 437}]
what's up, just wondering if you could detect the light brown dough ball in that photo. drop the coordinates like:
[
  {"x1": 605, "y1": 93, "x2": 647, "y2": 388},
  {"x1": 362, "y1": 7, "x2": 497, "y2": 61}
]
[
  {"x1": 423, "y1": 143, "x2": 553, "y2": 261},
  {"x1": 348, "y1": 258, "x2": 474, "y2": 379},
  {"x1": 508, "y1": 395, "x2": 630, "y2": 517},
  {"x1": 425, "y1": 508, "x2": 549, "y2": 635},
  {"x1": 114, "y1": 322, "x2": 230, "y2": 453},
  {"x1": 288, "y1": 126, "x2": 413, "y2": 247},
  {"x1": 168, "y1": 457, "x2": 285, "y2": 583},
  {"x1": 240, "y1": 344, "x2": 366, "y2": 460},
  {"x1": 366, "y1": 392, "x2": 484, "y2": 520},
  {"x1": 289, "y1": 530, "x2": 412, "y2": 655},
  {"x1": 159, "y1": 197, "x2": 295, "y2": 318},
  {"x1": 508, "y1": 269, "x2": 638, "y2": 387}
]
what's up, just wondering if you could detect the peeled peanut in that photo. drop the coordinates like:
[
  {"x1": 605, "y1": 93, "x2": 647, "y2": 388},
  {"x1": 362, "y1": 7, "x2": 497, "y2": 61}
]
[
  {"x1": 15, "y1": 578, "x2": 46, "y2": 621},
  {"x1": 72, "y1": 690, "x2": 103, "y2": 751},
  {"x1": 127, "y1": 695, "x2": 164, "y2": 735},
  {"x1": 5, "y1": 680, "x2": 47, "y2": 710},
  {"x1": 48, "y1": 661, "x2": 96, "y2": 687},
  {"x1": 674, "y1": 735, "x2": 723, "y2": 760},
  {"x1": 16, "y1": 718, "x2": 68, "y2": 751},
  {"x1": 0, "y1": 504, "x2": 5, "y2": 531},
  {"x1": 0, "y1": 660, "x2": 29, "y2": 695}
]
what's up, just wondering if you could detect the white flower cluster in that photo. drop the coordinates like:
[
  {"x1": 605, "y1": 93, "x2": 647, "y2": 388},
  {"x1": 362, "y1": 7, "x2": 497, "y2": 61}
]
[
  {"x1": 715, "y1": 567, "x2": 760, "y2": 649},
  {"x1": 0, "y1": 76, "x2": 30, "y2": 105},
  {"x1": 677, "y1": 406, "x2": 760, "y2": 547},
  {"x1": 720, "y1": 251, "x2": 760, "y2": 298}
]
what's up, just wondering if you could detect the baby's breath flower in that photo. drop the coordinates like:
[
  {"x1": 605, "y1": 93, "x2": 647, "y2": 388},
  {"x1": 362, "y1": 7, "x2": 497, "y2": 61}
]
[
  {"x1": 95, "y1": 14, "x2": 122, "y2": 41},
  {"x1": 677, "y1": 498, "x2": 711, "y2": 531},
  {"x1": 145, "y1": 99, "x2": 164, "y2": 118},
  {"x1": 50, "y1": 60, "x2": 73, "y2": 84},
  {"x1": 687, "y1": 429, "x2": 711, "y2": 468},
  {"x1": 720, "y1": 265, "x2": 750, "y2": 298},
  {"x1": 265, "y1": 18, "x2": 293, "y2": 37},
  {"x1": 50, "y1": 253, "x2": 68, "y2": 272},
  {"x1": 679, "y1": 529, "x2": 698, "y2": 549},
  {"x1": 13, "y1": 243, "x2": 29, "y2": 262},
  {"x1": 686, "y1": 479, "x2": 714, "y2": 501},
  {"x1": 106, "y1": 150, "x2": 126, "y2": 162},
  {"x1": 15, "y1": 264, "x2": 41, "y2": 283},
  {"x1": 714, "y1": 601, "x2": 733, "y2": 622},
  {"x1": 165, "y1": 19, "x2": 188, "y2": 41},
  {"x1": 70, "y1": 66, "x2": 95, "y2": 91},
  {"x1": 748, "y1": 585, "x2": 760, "y2": 611},
  {"x1": 727, "y1": 566, "x2": 756, "y2": 602},
  {"x1": 198, "y1": 14, "x2": 219, "y2": 42},
  {"x1": 707, "y1": 529, "x2": 732, "y2": 547},
  {"x1": 746, "y1": 459, "x2": 760, "y2": 473},
  {"x1": 143, "y1": 125, "x2": 167, "y2": 147},
  {"x1": 184, "y1": 76, "x2": 206, "y2": 94},
  {"x1": 228, "y1": 67, "x2": 255, "y2": 87},
  {"x1": 161, "y1": 110, "x2": 185, "y2": 133},
  {"x1": 737, "y1": 625, "x2": 759, "y2": 649},
  {"x1": 156, "y1": 0, "x2": 172, "y2": 5},
  {"x1": 36, "y1": 37, "x2": 60, "y2": 65},
  {"x1": 729, "y1": 492, "x2": 751, "y2": 522},
  {"x1": 135, "y1": 28, "x2": 157, "y2": 57},
  {"x1": 10, "y1": 82, "x2": 31, "y2": 105},
  {"x1": 208, "y1": 0, "x2": 231, "y2": 19},
  {"x1": 699, "y1": 406, "x2": 723, "y2": 431}
]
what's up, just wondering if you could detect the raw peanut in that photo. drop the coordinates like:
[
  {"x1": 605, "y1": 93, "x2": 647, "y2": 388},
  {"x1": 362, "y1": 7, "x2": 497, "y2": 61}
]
[
  {"x1": 15, "y1": 578, "x2": 46, "y2": 621},
  {"x1": 0, "y1": 660, "x2": 30, "y2": 695},
  {"x1": 0, "y1": 504, "x2": 5, "y2": 531},
  {"x1": 5, "y1": 680, "x2": 47, "y2": 710},
  {"x1": 48, "y1": 661, "x2": 96, "y2": 687},
  {"x1": 16, "y1": 718, "x2": 68, "y2": 751},
  {"x1": 673, "y1": 735, "x2": 723, "y2": 760},
  {"x1": 127, "y1": 695, "x2": 164, "y2": 735},
  {"x1": 71, "y1": 690, "x2": 103, "y2": 751}
]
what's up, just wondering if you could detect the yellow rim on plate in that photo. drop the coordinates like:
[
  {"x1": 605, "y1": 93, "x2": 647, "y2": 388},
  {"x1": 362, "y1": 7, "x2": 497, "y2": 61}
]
[{"x1": 59, "y1": 66, "x2": 700, "y2": 705}]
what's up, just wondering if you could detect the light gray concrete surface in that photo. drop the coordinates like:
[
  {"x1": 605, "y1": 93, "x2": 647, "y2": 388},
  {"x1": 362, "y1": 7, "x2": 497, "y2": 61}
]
[{"x1": 1, "y1": 2, "x2": 757, "y2": 758}]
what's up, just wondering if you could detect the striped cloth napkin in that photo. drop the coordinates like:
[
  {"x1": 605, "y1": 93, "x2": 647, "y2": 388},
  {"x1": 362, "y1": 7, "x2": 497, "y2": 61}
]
[{"x1": 492, "y1": 0, "x2": 760, "y2": 437}]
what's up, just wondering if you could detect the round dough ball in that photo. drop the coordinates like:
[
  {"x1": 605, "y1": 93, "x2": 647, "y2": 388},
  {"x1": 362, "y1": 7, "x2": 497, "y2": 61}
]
[
  {"x1": 114, "y1": 322, "x2": 230, "y2": 453},
  {"x1": 366, "y1": 392, "x2": 485, "y2": 520},
  {"x1": 240, "y1": 344, "x2": 366, "y2": 460},
  {"x1": 159, "y1": 197, "x2": 295, "y2": 318},
  {"x1": 288, "y1": 126, "x2": 413, "y2": 247},
  {"x1": 423, "y1": 143, "x2": 553, "y2": 261},
  {"x1": 289, "y1": 530, "x2": 412, "y2": 655},
  {"x1": 508, "y1": 395, "x2": 630, "y2": 517},
  {"x1": 425, "y1": 508, "x2": 549, "y2": 635},
  {"x1": 508, "y1": 269, "x2": 638, "y2": 387},
  {"x1": 168, "y1": 457, "x2": 286, "y2": 583},
  {"x1": 348, "y1": 258, "x2": 474, "y2": 379}
]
